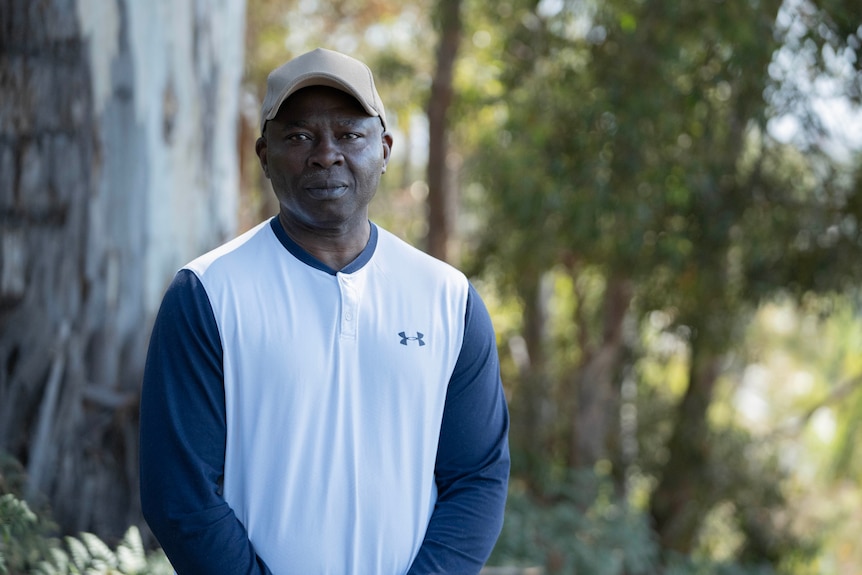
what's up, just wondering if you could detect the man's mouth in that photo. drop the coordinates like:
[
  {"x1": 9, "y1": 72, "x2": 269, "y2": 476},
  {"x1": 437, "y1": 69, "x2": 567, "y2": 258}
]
[{"x1": 305, "y1": 182, "x2": 349, "y2": 200}]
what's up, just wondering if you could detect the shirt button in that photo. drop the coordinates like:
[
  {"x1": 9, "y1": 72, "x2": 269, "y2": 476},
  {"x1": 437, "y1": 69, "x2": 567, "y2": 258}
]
[{"x1": 345, "y1": 312, "x2": 353, "y2": 321}]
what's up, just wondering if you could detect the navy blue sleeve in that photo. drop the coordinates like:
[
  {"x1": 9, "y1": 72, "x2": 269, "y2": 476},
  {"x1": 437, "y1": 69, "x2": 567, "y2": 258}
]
[
  {"x1": 407, "y1": 283, "x2": 511, "y2": 575},
  {"x1": 139, "y1": 269, "x2": 272, "y2": 575}
]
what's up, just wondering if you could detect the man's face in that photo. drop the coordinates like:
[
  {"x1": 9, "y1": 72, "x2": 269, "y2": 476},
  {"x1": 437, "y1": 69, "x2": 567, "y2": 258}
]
[{"x1": 256, "y1": 86, "x2": 392, "y2": 235}]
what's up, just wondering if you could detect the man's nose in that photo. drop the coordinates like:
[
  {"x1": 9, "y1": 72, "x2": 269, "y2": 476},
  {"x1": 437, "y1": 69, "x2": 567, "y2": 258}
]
[{"x1": 309, "y1": 136, "x2": 344, "y2": 168}]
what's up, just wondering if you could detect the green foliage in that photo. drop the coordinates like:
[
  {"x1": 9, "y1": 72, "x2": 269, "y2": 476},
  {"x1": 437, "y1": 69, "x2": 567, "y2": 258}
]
[
  {"x1": 25, "y1": 527, "x2": 172, "y2": 575},
  {"x1": 490, "y1": 469, "x2": 811, "y2": 575},
  {"x1": 0, "y1": 493, "x2": 53, "y2": 574},
  {"x1": 457, "y1": 0, "x2": 862, "y2": 563},
  {"x1": 489, "y1": 472, "x2": 660, "y2": 575},
  {"x1": 0, "y1": 466, "x2": 170, "y2": 575},
  {"x1": 733, "y1": 295, "x2": 862, "y2": 570}
]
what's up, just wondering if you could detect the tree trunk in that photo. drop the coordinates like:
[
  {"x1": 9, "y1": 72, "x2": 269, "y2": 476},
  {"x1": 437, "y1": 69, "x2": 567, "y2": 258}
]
[
  {"x1": 506, "y1": 270, "x2": 556, "y2": 482},
  {"x1": 649, "y1": 334, "x2": 723, "y2": 553},
  {"x1": 425, "y1": 0, "x2": 462, "y2": 263},
  {"x1": 0, "y1": 0, "x2": 246, "y2": 542},
  {"x1": 569, "y1": 275, "x2": 632, "y2": 469}
]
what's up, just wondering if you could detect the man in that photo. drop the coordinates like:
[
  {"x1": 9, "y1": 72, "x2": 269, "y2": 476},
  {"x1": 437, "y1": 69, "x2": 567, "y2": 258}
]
[{"x1": 139, "y1": 48, "x2": 510, "y2": 575}]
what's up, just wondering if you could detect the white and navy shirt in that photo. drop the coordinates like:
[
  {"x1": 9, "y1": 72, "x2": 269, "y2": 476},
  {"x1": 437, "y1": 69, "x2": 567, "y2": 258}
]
[{"x1": 140, "y1": 218, "x2": 510, "y2": 575}]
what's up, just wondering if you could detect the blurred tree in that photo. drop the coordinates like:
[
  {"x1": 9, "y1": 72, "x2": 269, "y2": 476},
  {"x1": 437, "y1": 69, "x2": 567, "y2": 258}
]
[
  {"x1": 731, "y1": 294, "x2": 862, "y2": 571},
  {"x1": 463, "y1": 0, "x2": 862, "y2": 560},
  {"x1": 238, "y1": 0, "x2": 300, "y2": 231},
  {"x1": 426, "y1": 0, "x2": 463, "y2": 262}
]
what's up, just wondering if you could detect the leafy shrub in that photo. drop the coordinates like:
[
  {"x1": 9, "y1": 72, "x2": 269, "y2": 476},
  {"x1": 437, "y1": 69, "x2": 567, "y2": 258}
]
[
  {"x1": 0, "y1": 451, "x2": 171, "y2": 575},
  {"x1": 488, "y1": 471, "x2": 660, "y2": 575},
  {"x1": 0, "y1": 490, "x2": 171, "y2": 575},
  {"x1": 0, "y1": 493, "x2": 54, "y2": 574},
  {"x1": 488, "y1": 470, "x2": 805, "y2": 575}
]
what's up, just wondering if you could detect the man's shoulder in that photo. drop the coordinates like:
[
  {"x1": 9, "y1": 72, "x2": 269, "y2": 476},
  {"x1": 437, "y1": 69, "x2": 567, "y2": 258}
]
[
  {"x1": 184, "y1": 219, "x2": 274, "y2": 279},
  {"x1": 374, "y1": 226, "x2": 465, "y2": 281}
]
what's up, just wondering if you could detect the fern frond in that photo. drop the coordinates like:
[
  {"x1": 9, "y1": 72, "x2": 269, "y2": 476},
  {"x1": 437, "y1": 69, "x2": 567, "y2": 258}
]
[
  {"x1": 65, "y1": 536, "x2": 90, "y2": 571},
  {"x1": 41, "y1": 546, "x2": 70, "y2": 574},
  {"x1": 80, "y1": 532, "x2": 117, "y2": 568},
  {"x1": 115, "y1": 527, "x2": 147, "y2": 573}
]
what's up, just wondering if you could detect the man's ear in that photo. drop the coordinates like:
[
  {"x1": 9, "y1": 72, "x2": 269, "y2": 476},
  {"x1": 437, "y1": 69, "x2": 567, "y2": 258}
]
[
  {"x1": 381, "y1": 132, "x2": 393, "y2": 174},
  {"x1": 255, "y1": 136, "x2": 270, "y2": 179}
]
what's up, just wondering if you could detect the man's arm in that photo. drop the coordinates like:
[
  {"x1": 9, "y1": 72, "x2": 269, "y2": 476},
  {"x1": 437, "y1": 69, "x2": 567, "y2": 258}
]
[
  {"x1": 139, "y1": 270, "x2": 272, "y2": 575},
  {"x1": 407, "y1": 283, "x2": 511, "y2": 575}
]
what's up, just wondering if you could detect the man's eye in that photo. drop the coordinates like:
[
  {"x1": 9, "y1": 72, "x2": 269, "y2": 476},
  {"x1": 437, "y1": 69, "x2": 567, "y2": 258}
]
[
  {"x1": 342, "y1": 132, "x2": 361, "y2": 140},
  {"x1": 287, "y1": 133, "x2": 311, "y2": 141}
]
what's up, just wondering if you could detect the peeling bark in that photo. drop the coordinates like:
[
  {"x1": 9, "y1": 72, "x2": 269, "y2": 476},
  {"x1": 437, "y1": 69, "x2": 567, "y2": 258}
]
[{"x1": 0, "y1": 0, "x2": 246, "y2": 541}]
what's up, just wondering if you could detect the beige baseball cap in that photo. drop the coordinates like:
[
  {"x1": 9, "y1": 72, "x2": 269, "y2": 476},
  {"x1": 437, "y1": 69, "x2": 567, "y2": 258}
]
[{"x1": 260, "y1": 48, "x2": 387, "y2": 133}]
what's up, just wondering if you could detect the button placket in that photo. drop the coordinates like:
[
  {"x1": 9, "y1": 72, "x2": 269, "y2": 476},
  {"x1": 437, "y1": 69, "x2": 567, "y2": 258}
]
[{"x1": 337, "y1": 273, "x2": 359, "y2": 338}]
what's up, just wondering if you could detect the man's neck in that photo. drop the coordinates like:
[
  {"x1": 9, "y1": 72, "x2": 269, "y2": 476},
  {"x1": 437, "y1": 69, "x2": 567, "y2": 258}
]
[{"x1": 278, "y1": 213, "x2": 371, "y2": 272}]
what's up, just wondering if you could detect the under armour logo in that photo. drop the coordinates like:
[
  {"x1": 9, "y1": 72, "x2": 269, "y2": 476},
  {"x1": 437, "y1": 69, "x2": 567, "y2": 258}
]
[{"x1": 399, "y1": 331, "x2": 425, "y2": 346}]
